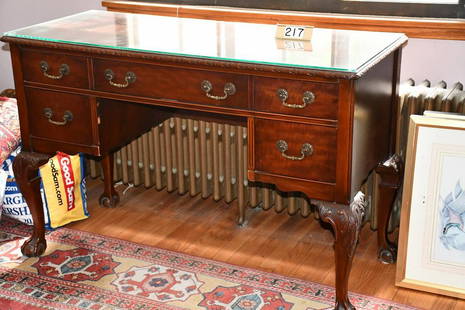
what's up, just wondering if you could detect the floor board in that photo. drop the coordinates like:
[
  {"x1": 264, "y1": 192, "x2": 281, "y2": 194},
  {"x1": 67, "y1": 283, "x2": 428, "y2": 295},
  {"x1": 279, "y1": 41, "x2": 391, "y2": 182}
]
[{"x1": 69, "y1": 179, "x2": 465, "y2": 310}]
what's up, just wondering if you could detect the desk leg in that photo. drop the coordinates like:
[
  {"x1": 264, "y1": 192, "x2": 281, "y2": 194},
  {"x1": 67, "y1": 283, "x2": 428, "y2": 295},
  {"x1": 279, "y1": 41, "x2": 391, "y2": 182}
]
[
  {"x1": 13, "y1": 151, "x2": 50, "y2": 257},
  {"x1": 375, "y1": 154, "x2": 402, "y2": 264},
  {"x1": 99, "y1": 153, "x2": 120, "y2": 208},
  {"x1": 315, "y1": 192, "x2": 366, "y2": 310}
]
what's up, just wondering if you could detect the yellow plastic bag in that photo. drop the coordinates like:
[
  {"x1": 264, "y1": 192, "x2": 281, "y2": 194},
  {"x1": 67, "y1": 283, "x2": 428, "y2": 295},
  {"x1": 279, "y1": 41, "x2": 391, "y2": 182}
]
[{"x1": 39, "y1": 152, "x2": 88, "y2": 229}]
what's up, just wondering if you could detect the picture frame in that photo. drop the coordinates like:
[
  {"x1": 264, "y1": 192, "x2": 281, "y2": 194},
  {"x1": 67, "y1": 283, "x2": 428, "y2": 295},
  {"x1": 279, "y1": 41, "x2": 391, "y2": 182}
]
[{"x1": 396, "y1": 115, "x2": 465, "y2": 299}]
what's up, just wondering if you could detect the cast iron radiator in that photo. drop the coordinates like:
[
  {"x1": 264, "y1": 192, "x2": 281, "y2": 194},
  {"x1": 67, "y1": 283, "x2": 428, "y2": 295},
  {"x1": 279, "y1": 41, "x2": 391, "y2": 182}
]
[
  {"x1": 89, "y1": 119, "x2": 313, "y2": 219},
  {"x1": 397, "y1": 79, "x2": 465, "y2": 159},
  {"x1": 88, "y1": 79, "x2": 465, "y2": 228}
]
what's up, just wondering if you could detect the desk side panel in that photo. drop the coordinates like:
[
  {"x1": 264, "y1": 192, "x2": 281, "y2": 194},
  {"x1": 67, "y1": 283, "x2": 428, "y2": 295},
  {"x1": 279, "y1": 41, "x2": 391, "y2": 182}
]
[{"x1": 351, "y1": 52, "x2": 397, "y2": 198}]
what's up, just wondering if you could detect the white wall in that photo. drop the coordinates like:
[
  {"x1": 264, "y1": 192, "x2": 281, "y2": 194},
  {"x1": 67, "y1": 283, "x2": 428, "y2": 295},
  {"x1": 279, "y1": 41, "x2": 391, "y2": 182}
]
[
  {"x1": 0, "y1": 1, "x2": 464, "y2": 90},
  {"x1": 400, "y1": 38, "x2": 465, "y2": 86},
  {"x1": 0, "y1": 0, "x2": 102, "y2": 91}
]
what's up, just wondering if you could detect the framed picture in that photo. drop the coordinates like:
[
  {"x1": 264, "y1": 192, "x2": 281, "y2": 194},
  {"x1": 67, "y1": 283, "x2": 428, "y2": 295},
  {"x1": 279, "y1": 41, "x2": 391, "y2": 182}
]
[{"x1": 396, "y1": 115, "x2": 465, "y2": 299}]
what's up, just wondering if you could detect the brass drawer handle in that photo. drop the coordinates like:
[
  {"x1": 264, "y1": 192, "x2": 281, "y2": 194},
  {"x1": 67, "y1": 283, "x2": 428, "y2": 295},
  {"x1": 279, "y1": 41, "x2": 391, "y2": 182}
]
[
  {"x1": 43, "y1": 108, "x2": 73, "y2": 126},
  {"x1": 201, "y1": 80, "x2": 236, "y2": 100},
  {"x1": 39, "y1": 61, "x2": 70, "y2": 80},
  {"x1": 276, "y1": 139, "x2": 313, "y2": 161},
  {"x1": 277, "y1": 88, "x2": 315, "y2": 109},
  {"x1": 104, "y1": 69, "x2": 136, "y2": 88}
]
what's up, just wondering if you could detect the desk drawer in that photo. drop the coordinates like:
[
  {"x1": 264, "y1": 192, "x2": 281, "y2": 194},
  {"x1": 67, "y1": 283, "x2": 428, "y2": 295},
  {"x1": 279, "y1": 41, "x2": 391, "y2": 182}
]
[
  {"x1": 253, "y1": 77, "x2": 338, "y2": 120},
  {"x1": 25, "y1": 88, "x2": 96, "y2": 147},
  {"x1": 21, "y1": 49, "x2": 89, "y2": 88},
  {"x1": 93, "y1": 59, "x2": 248, "y2": 109},
  {"x1": 253, "y1": 119, "x2": 336, "y2": 183}
]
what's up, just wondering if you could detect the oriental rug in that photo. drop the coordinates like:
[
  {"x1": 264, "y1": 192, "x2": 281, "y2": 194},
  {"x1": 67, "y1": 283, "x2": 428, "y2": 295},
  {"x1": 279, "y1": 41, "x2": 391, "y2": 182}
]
[{"x1": 0, "y1": 218, "x2": 416, "y2": 310}]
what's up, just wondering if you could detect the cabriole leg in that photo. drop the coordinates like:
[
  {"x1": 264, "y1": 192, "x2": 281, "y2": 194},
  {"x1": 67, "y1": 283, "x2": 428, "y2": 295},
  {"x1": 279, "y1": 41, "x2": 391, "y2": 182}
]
[
  {"x1": 12, "y1": 151, "x2": 50, "y2": 257},
  {"x1": 315, "y1": 192, "x2": 366, "y2": 310},
  {"x1": 375, "y1": 154, "x2": 402, "y2": 264}
]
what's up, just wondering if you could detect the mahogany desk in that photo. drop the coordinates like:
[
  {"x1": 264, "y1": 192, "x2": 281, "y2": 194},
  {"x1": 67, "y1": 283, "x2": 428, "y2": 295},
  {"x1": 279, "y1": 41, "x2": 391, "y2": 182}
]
[{"x1": 2, "y1": 11, "x2": 407, "y2": 310}]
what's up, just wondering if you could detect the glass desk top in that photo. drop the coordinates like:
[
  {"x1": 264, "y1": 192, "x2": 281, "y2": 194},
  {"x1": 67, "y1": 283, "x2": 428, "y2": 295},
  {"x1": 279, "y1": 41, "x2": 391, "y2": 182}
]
[{"x1": 3, "y1": 10, "x2": 407, "y2": 73}]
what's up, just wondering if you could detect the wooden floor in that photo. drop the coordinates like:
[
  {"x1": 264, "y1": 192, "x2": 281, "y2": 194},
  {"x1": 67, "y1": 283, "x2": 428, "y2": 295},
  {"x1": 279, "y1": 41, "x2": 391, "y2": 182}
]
[{"x1": 69, "y1": 178, "x2": 464, "y2": 310}]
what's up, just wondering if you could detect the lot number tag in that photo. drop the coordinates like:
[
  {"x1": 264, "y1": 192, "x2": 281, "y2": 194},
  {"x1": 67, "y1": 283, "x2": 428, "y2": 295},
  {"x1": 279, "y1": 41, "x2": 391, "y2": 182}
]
[{"x1": 276, "y1": 25, "x2": 313, "y2": 41}]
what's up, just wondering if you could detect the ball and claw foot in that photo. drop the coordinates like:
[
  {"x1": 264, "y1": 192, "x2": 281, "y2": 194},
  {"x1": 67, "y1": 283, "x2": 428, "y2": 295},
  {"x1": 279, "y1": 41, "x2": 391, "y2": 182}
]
[
  {"x1": 378, "y1": 247, "x2": 397, "y2": 264},
  {"x1": 99, "y1": 193, "x2": 120, "y2": 208},
  {"x1": 21, "y1": 237, "x2": 47, "y2": 257}
]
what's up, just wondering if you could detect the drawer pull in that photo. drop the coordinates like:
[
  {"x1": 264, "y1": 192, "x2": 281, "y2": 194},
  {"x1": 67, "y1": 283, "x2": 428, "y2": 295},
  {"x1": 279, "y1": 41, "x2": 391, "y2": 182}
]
[
  {"x1": 201, "y1": 80, "x2": 236, "y2": 100},
  {"x1": 43, "y1": 108, "x2": 73, "y2": 126},
  {"x1": 276, "y1": 140, "x2": 313, "y2": 161},
  {"x1": 277, "y1": 88, "x2": 315, "y2": 109},
  {"x1": 39, "y1": 61, "x2": 70, "y2": 80},
  {"x1": 104, "y1": 69, "x2": 136, "y2": 88}
]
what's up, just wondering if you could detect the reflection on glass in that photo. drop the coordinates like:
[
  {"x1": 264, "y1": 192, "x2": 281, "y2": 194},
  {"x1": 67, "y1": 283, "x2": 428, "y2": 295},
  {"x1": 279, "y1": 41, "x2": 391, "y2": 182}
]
[{"x1": 3, "y1": 10, "x2": 406, "y2": 72}]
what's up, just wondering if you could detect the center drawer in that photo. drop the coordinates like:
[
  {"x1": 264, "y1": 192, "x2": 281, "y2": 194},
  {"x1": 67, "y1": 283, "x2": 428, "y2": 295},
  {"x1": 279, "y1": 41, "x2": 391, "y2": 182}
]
[
  {"x1": 253, "y1": 118, "x2": 337, "y2": 183},
  {"x1": 93, "y1": 59, "x2": 248, "y2": 109}
]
